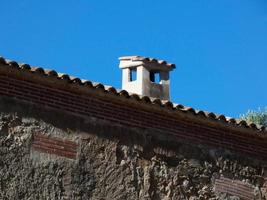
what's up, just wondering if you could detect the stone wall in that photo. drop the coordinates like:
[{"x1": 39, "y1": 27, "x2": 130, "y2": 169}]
[
  {"x1": 0, "y1": 70, "x2": 266, "y2": 161},
  {"x1": 0, "y1": 97, "x2": 267, "y2": 200}
]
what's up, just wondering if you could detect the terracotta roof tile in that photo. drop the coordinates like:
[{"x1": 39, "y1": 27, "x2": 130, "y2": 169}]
[
  {"x1": 0, "y1": 56, "x2": 266, "y2": 133},
  {"x1": 119, "y1": 56, "x2": 176, "y2": 69}
]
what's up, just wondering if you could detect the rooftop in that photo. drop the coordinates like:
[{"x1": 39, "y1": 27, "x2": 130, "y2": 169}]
[{"x1": 0, "y1": 56, "x2": 266, "y2": 133}]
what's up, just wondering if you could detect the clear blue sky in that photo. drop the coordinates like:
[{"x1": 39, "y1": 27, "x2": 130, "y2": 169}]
[{"x1": 1, "y1": 0, "x2": 267, "y2": 117}]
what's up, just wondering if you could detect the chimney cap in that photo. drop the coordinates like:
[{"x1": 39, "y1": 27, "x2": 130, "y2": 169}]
[{"x1": 119, "y1": 55, "x2": 176, "y2": 70}]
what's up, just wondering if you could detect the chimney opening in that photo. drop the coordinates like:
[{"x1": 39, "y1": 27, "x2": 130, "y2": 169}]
[
  {"x1": 119, "y1": 56, "x2": 175, "y2": 100},
  {"x1": 150, "y1": 71, "x2": 161, "y2": 84},
  {"x1": 129, "y1": 68, "x2": 137, "y2": 82}
]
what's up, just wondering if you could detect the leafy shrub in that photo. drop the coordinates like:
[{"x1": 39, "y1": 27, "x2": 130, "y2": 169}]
[{"x1": 240, "y1": 107, "x2": 267, "y2": 126}]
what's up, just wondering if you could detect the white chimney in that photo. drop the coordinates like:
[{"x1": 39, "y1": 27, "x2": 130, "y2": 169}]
[{"x1": 119, "y1": 56, "x2": 175, "y2": 100}]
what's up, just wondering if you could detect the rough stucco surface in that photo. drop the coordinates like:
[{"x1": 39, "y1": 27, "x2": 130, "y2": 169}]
[{"x1": 0, "y1": 97, "x2": 267, "y2": 200}]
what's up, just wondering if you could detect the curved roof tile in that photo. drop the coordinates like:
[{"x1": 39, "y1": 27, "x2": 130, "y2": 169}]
[
  {"x1": 0, "y1": 56, "x2": 265, "y2": 133},
  {"x1": 119, "y1": 56, "x2": 176, "y2": 68}
]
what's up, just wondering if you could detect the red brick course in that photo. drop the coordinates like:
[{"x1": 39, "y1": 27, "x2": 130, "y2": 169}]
[
  {"x1": 215, "y1": 176, "x2": 254, "y2": 200},
  {"x1": 32, "y1": 134, "x2": 77, "y2": 159},
  {"x1": 0, "y1": 74, "x2": 267, "y2": 159}
]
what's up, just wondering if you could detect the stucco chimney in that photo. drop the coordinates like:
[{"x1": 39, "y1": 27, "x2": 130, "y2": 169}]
[{"x1": 119, "y1": 56, "x2": 175, "y2": 100}]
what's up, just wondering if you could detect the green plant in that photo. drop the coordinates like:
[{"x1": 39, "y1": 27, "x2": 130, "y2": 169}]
[{"x1": 240, "y1": 107, "x2": 267, "y2": 126}]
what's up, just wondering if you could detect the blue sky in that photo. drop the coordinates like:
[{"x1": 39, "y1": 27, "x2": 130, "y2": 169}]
[{"x1": 1, "y1": 0, "x2": 267, "y2": 117}]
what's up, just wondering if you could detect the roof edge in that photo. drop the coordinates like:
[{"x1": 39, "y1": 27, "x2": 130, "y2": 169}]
[{"x1": 0, "y1": 56, "x2": 265, "y2": 134}]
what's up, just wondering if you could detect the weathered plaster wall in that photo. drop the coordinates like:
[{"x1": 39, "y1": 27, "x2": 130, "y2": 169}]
[{"x1": 0, "y1": 97, "x2": 267, "y2": 200}]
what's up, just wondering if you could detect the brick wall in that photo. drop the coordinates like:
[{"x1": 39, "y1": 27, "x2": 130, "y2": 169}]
[
  {"x1": 215, "y1": 176, "x2": 255, "y2": 200},
  {"x1": 32, "y1": 134, "x2": 77, "y2": 159},
  {"x1": 0, "y1": 73, "x2": 267, "y2": 159}
]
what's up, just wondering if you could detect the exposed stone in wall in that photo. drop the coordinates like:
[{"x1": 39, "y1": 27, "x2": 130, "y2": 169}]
[{"x1": 0, "y1": 98, "x2": 267, "y2": 199}]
